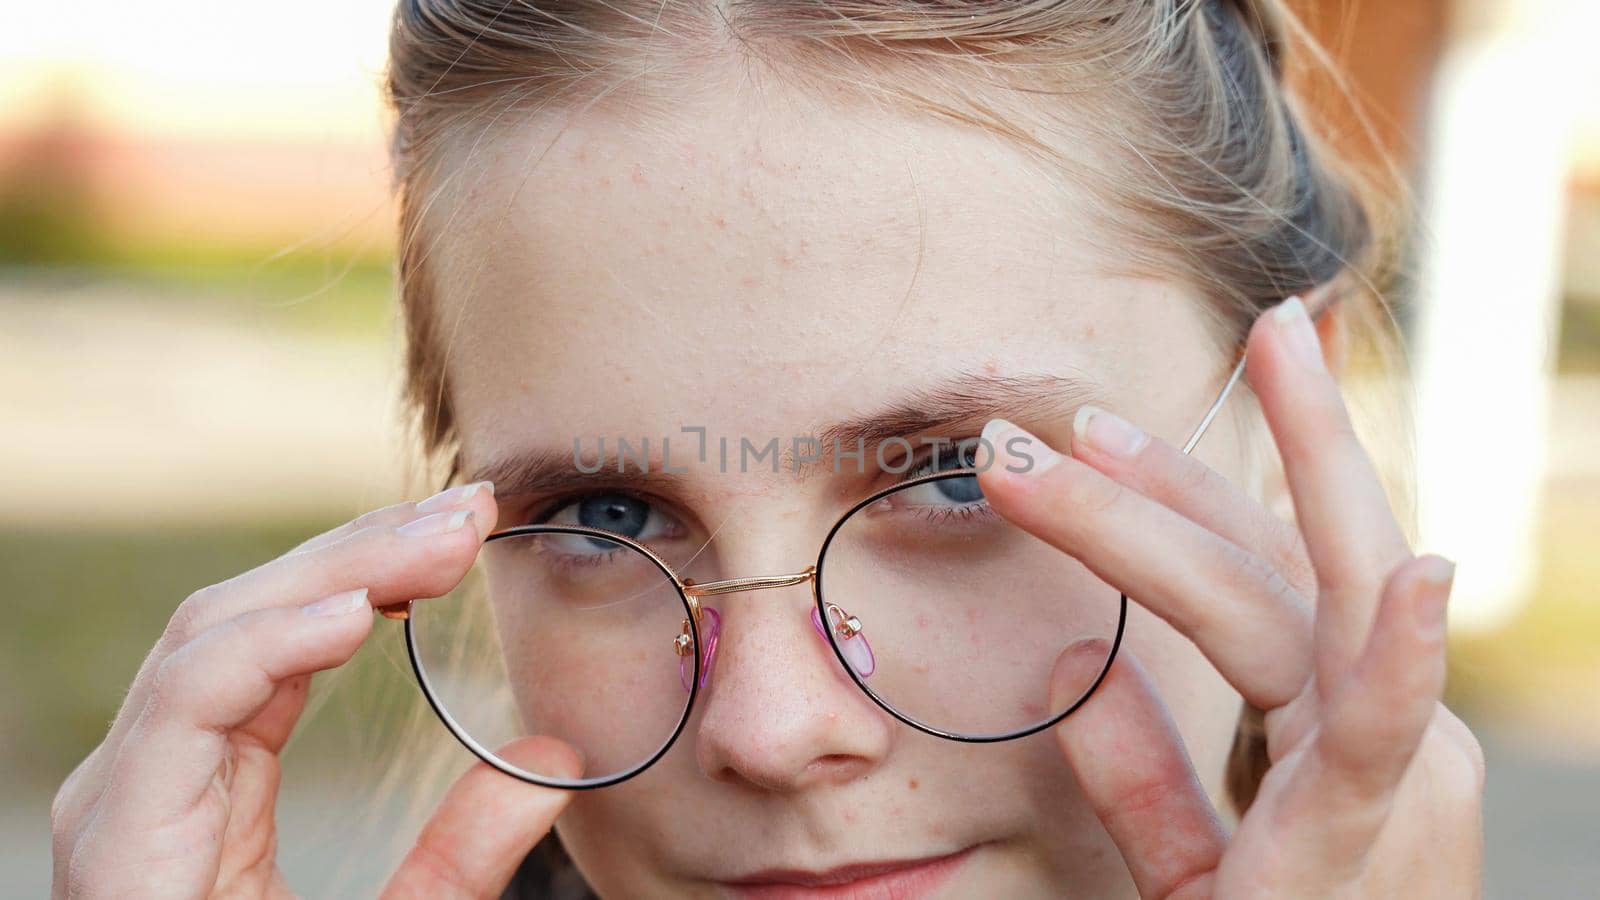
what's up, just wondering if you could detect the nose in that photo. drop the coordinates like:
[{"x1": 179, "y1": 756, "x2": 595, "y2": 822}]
[{"x1": 687, "y1": 572, "x2": 892, "y2": 793}]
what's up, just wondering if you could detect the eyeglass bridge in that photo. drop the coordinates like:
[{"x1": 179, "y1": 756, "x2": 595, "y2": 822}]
[
  {"x1": 671, "y1": 565, "x2": 867, "y2": 660},
  {"x1": 682, "y1": 567, "x2": 815, "y2": 598},
  {"x1": 678, "y1": 565, "x2": 816, "y2": 627}
]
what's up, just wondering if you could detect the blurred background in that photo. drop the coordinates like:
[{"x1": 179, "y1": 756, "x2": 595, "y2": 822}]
[{"x1": 2, "y1": 0, "x2": 1597, "y2": 896}]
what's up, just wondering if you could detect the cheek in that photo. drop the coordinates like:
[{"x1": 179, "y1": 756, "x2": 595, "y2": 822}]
[
  {"x1": 554, "y1": 781, "x2": 685, "y2": 896},
  {"x1": 490, "y1": 586, "x2": 696, "y2": 779}
]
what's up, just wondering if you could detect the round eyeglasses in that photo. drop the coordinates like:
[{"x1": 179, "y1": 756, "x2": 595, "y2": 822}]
[{"x1": 380, "y1": 357, "x2": 1247, "y2": 790}]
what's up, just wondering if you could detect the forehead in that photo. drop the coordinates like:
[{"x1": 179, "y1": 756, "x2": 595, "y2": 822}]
[{"x1": 425, "y1": 89, "x2": 1215, "y2": 471}]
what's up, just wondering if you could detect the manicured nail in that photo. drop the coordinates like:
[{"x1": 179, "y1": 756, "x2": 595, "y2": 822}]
[
  {"x1": 302, "y1": 587, "x2": 370, "y2": 617},
  {"x1": 1271, "y1": 296, "x2": 1325, "y2": 371},
  {"x1": 397, "y1": 509, "x2": 473, "y2": 537},
  {"x1": 1072, "y1": 405, "x2": 1148, "y2": 459},
  {"x1": 416, "y1": 480, "x2": 493, "y2": 514},
  {"x1": 1413, "y1": 556, "x2": 1455, "y2": 639},
  {"x1": 979, "y1": 418, "x2": 1061, "y2": 476}
]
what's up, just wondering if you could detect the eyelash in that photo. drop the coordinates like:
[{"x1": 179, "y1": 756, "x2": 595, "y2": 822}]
[{"x1": 901, "y1": 444, "x2": 979, "y2": 476}]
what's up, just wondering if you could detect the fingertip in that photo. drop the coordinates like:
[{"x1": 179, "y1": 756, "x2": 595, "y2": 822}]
[
  {"x1": 1244, "y1": 297, "x2": 1312, "y2": 392},
  {"x1": 287, "y1": 593, "x2": 377, "y2": 671},
  {"x1": 386, "y1": 728, "x2": 574, "y2": 898},
  {"x1": 974, "y1": 419, "x2": 1045, "y2": 492},
  {"x1": 300, "y1": 586, "x2": 371, "y2": 618},
  {"x1": 1408, "y1": 554, "x2": 1456, "y2": 642},
  {"x1": 1381, "y1": 554, "x2": 1455, "y2": 646},
  {"x1": 1050, "y1": 637, "x2": 1119, "y2": 718},
  {"x1": 496, "y1": 735, "x2": 586, "y2": 784},
  {"x1": 465, "y1": 483, "x2": 500, "y2": 542}
]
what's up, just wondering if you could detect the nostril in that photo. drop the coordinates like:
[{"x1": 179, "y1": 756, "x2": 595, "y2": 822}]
[{"x1": 679, "y1": 605, "x2": 722, "y2": 693}]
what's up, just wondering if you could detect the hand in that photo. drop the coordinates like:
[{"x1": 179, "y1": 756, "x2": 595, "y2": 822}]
[
  {"x1": 50, "y1": 483, "x2": 581, "y2": 899},
  {"x1": 977, "y1": 297, "x2": 1485, "y2": 898}
]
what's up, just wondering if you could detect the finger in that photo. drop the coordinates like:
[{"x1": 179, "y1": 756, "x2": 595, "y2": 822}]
[
  {"x1": 382, "y1": 737, "x2": 580, "y2": 900},
  {"x1": 1245, "y1": 296, "x2": 1412, "y2": 682},
  {"x1": 977, "y1": 420, "x2": 1313, "y2": 709},
  {"x1": 289, "y1": 481, "x2": 495, "y2": 556},
  {"x1": 1052, "y1": 641, "x2": 1224, "y2": 900},
  {"x1": 1239, "y1": 555, "x2": 1453, "y2": 885},
  {"x1": 94, "y1": 589, "x2": 376, "y2": 830},
  {"x1": 1067, "y1": 404, "x2": 1315, "y2": 596},
  {"x1": 192, "y1": 484, "x2": 499, "y2": 630},
  {"x1": 81, "y1": 493, "x2": 493, "y2": 808},
  {"x1": 52, "y1": 487, "x2": 499, "y2": 865}
]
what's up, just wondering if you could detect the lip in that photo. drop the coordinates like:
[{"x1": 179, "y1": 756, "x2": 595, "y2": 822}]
[{"x1": 721, "y1": 845, "x2": 977, "y2": 900}]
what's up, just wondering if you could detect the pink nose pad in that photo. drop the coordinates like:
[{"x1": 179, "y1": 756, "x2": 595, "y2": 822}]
[
  {"x1": 812, "y1": 606, "x2": 875, "y2": 678},
  {"x1": 679, "y1": 606, "x2": 721, "y2": 693}
]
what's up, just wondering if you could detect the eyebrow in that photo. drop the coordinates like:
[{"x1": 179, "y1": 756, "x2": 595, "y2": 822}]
[
  {"x1": 794, "y1": 369, "x2": 1104, "y2": 474},
  {"x1": 464, "y1": 370, "x2": 1105, "y2": 499}
]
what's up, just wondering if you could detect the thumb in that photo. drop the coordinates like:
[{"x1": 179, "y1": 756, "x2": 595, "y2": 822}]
[{"x1": 381, "y1": 737, "x2": 583, "y2": 899}]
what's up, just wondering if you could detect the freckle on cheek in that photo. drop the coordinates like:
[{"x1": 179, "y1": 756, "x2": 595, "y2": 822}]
[{"x1": 908, "y1": 778, "x2": 919, "y2": 790}]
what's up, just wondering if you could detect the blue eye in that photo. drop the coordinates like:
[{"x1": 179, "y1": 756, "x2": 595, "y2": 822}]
[
  {"x1": 539, "y1": 493, "x2": 678, "y2": 553},
  {"x1": 928, "y1": 474, "x2": 983, "y2": 505},
  {"x1": 902, "y1": 441, "x2": 984, "y2": 506},
  {"x1": 577, "y1": 495, "x2": 649, "y2": 538}
]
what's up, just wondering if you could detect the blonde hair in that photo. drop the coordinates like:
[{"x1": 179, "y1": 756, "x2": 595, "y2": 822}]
[{"x1": 381, "y1": 0, "x2": 1403, "y2": 836}]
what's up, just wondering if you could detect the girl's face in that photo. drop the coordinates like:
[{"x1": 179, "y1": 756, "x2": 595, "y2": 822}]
[{"x1": 429, "y1": 87, "x2": 1253, "y2": 897}]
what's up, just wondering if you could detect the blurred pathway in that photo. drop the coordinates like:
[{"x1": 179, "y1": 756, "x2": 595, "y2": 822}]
[{"x1": 0, "y1": 279, "x2": 410, "y2": 526}]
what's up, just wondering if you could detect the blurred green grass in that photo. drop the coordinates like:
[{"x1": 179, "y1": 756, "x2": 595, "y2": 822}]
[
  {"x1": 4, "y1": 248, "x2": 399, "y2": 339},
  {"x1": 1, "y1": 521, "x2": 337, "y2": 781}
]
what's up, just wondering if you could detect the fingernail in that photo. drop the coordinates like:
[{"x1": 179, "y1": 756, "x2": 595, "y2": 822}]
[
  {"x1": 1413, "y1": 556, "x2": 1455, "y2": 639},
  {"x1": 1271, "y1": 296, "x2": 1325, "y2": 371},
  {"x1": 397, "y1": 509, "x2": 473, "y2": 537},
  {"x1": 1072, "y1": 405, "x2": 1149, "y2": 459},
  {"x1": 415, "y1": 480, "x2": 493, "y2": 514},
  {"x1": 302, "y1": 587, "x2": 370, "y2": 617},
  {"x1": 979, "y1": 418, "x2": 1061, "y2": 477},
  {"x1": 1064, "y1": 636, "x2": 1112, "y2": 659}
]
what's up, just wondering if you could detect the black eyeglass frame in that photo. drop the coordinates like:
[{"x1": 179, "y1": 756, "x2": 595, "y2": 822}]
[{"x1": 384, "y1": 351, "x2": 1250, "y2": 790}]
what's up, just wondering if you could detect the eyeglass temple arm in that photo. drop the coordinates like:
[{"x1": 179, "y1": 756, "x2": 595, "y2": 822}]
[
  {"x1": 1180, "y1": 354, "x2": 1247, "y2": 456},
  {"x1": 1181, "y1": 283, "x2": 1339, "y2": 455}
]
